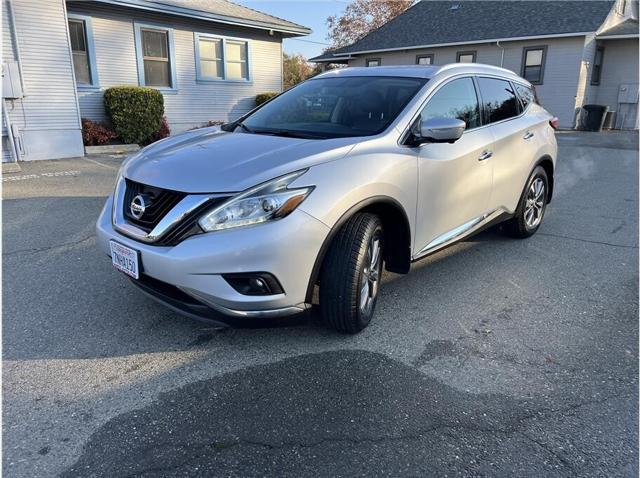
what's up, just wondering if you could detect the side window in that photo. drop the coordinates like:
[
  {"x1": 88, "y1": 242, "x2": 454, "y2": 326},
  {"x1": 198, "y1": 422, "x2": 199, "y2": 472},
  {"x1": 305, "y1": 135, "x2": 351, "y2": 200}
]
[
  {"x1": 478, "y1": 77, "x2": 519, "y2": 124},
  {"x1": 419, "y1": 77, "x2": 481, "y2": 129},
  {"x1": 514, "y1": 83, "x2": 536, "y2": 110},
  {"x1": 68, "y1": 16, "x2": 98, "y2": 87}
]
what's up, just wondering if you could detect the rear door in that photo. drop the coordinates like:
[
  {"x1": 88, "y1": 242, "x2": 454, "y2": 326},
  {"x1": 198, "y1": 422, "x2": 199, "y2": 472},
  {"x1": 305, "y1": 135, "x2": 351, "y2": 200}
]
[
  {"x1": 477, "y1": 77, "x2": 541, "y2": 213},
  {"x1": 414, "y1": 76, "x2": 494, "y2": 256}
]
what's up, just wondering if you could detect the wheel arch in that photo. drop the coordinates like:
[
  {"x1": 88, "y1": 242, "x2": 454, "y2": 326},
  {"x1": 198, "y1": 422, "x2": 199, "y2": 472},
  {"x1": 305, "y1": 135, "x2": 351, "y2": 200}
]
[
  {"x1": 305, "y1": 196, "x2": 412, "y2": 303},
  {"x1": 534, "y1": 155, "x2": 555, "y2": 203}
]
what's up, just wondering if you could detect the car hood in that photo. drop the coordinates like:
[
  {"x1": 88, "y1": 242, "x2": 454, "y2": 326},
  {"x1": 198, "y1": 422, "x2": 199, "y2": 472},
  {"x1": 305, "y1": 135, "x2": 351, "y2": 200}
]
[{"x1": 121, "y1": 127, "x2": 358, "y2": 193}]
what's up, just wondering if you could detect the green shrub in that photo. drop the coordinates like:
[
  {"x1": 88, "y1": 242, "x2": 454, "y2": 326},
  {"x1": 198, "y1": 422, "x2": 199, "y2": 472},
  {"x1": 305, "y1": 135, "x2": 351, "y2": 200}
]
[
  {"x1": 255, "y1": 92, "x2": 278, "y2": 106},
  {"x1": 104, "y1": 86, "x2": 164, "y2": 144}
]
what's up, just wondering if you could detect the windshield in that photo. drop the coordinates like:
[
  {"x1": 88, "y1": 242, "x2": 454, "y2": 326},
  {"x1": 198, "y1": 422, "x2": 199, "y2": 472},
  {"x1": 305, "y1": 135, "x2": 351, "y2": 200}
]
[{"x1": 238, "y1": 76, "x2": 428, "y2": 139}]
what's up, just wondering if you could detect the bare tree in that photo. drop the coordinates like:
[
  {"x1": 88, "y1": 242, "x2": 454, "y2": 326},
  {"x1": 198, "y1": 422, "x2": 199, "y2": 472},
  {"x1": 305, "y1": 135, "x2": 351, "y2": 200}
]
[{"x1": 326, "y1": 0, "x2": 414, "y2": 49}]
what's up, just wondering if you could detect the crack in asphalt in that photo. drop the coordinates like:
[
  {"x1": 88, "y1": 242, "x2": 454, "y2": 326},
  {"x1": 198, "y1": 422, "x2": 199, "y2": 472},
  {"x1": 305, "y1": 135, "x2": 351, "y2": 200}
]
[
  {"x1": 121, "y1": 393, "x2": 630, "y2": 478},
  {"x1": 536, "y1": 232, "x2": 638, "y2": 249},
  {"x1": 3, "y1": 235, "x2": 95, "y2": 257}
]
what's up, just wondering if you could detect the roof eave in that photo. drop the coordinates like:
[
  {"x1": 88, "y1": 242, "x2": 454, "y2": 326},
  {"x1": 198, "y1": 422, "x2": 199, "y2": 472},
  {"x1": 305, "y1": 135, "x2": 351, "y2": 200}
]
[
  {"x1": 597, "y1": 33, "x2": 639, "y2": 39},
  {"x1": 89, "y1": 0, "x2": 312, "y2": 36},
  {"x1": 338, "y1": 31, "x2": 594, "y2": 57}
]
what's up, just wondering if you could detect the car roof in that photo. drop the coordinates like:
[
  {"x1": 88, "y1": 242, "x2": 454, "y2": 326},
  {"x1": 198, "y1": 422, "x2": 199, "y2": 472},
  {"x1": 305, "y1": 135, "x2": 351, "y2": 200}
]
[{"x1": 314, "y1": 63, "x2": 528, "y2": 85}]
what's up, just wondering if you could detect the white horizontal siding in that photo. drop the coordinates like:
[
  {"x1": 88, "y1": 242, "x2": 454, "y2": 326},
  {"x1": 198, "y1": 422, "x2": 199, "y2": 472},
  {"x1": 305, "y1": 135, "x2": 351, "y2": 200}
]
[
  {"x1": 69, "y1": 3, "x2": 283, "y2": 133},
  {"x1": 2, "y1": 0, "x2": 83, "y2": 160},
  {"x1": 348, "y1": 36, "x2": 589, "y2": 128}
]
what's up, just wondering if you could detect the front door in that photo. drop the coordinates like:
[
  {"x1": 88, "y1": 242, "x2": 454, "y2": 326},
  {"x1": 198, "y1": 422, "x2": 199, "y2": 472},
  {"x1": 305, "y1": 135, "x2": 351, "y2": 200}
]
[{"x1": 414, "y1": 77, "x2": 494, "y2": 256}]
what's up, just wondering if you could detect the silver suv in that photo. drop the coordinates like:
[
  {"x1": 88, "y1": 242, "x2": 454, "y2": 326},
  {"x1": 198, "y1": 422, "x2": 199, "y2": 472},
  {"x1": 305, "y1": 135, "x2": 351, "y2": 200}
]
[{"x1": 97, "y1": 64, "x2": 558, "y2": 333}]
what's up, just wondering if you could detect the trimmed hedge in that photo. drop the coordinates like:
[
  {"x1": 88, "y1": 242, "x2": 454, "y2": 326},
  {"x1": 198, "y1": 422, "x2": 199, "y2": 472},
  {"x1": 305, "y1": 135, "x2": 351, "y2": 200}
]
[
  {"x1": 104, "y1": 86, "x2": 164, "y2": 144},
  {"x1": 255, "y1": 92, "x2": 278, "y2": 106}
]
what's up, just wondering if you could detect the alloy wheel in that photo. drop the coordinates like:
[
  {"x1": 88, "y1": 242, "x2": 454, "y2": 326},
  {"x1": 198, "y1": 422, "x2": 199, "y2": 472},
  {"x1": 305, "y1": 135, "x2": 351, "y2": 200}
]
[{"x1": 524, "y1": 177, "x2": 545, "y2": 228}]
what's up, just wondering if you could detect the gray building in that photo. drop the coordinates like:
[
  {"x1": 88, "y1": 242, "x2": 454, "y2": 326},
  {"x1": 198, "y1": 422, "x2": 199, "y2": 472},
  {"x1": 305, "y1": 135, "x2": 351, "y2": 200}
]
[
  {"x1": 311, "y1": 0, "x2": 639, "y2": 130},
  {"x1": 2, "y1": 0, "x2": 310, "y2": 162}
]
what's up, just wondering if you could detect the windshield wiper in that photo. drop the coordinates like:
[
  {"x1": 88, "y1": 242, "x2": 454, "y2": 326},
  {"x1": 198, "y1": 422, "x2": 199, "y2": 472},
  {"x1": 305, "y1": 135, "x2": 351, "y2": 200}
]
[
  {"x1": 253, "y1": 129, "x2": 326, "y2": 139},
  {"x1": 236, "y1": 122, "x2": 254, "y2": 134}
]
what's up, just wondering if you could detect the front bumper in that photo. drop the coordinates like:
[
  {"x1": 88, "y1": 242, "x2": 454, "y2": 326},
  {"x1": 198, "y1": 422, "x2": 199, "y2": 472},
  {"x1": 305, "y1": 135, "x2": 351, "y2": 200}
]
[{"x1": 96, "y1": 194, "x2": 330, "y2": 319}]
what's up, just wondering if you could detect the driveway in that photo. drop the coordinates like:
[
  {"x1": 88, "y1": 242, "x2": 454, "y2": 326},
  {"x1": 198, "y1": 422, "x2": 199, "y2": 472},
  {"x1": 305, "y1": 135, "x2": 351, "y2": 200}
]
[{"x1": 3, "y1": 131, "x2": 638, "y2": 477}]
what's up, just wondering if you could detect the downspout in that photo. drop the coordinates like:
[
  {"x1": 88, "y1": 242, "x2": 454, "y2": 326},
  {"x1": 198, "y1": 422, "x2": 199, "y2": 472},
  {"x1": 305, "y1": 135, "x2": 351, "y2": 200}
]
[
  {"x1": 496, "y1": 40, "x2": 505, "y2": 67},
  {"x1": 7, "y1": 0, "x2": 26, "y2": 94}
]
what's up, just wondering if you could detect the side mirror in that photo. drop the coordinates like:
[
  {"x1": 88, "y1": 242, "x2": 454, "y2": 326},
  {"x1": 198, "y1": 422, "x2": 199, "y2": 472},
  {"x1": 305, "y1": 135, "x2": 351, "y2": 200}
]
[{"x1": 413, "y1": 117, "x2": 466, "y2": 144}]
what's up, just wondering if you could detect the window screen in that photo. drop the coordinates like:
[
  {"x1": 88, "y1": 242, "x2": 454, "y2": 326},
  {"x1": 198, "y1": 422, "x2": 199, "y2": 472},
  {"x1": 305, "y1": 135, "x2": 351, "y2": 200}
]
[
  {"x1": 141, "y1": 29, "x2": 171, "y2": 87},
  {"x1": 522, "y1": 47, "x2": 545, "y2": 84},
  {"x1": 199, "y1": 38, "x2": 223, "y2": 79},
  {"x1": 69, "y1": 20, "x2": 91, "y2": 85},
  {"x1": 478, "y1": 77, "x2": 519, "y2": 124},
  {"x1": 226, "y1": 40, "x2": 248, "y2": 80}
]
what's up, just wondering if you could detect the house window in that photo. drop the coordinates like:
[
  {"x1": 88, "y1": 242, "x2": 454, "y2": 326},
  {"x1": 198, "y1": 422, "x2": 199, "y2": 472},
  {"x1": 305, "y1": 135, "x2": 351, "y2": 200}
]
[
  {"x1": 226, "y1": 40, "x2": 249, "y2": 80},
  {"x1": 198, "y1": 37, "x2": 224, "y2": 79},
  {"x1": 134, "y1": 23, "x2": 177, "y2": 89},
  {"x1": 195, "y1": 34, "x2": 251, "y2": 81},
  {"x1": 416, "y1": 54, "x2": 434, "y2": 65},
  {"x1": 456, "y1": 51, "x2": 476, "y2": 63},
  {"x1": 591, "y1": 46, "x2": 604, "y2": 85},
  {"x1": 68, "y1": 15, "x2": 98, "y2": 87},
  {"x1": 366, "y1": 58, "x2": 381, "y2": 67},
  {"x1": 521, "y1": 46, "x2": 547, "y2": 85}
]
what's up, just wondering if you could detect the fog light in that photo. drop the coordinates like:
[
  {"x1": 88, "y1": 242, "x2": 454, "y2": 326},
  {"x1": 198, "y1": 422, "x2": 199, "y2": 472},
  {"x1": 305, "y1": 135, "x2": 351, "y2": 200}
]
[{"x1": 223, "y1": 272, "x2": 284, "y2": 296}]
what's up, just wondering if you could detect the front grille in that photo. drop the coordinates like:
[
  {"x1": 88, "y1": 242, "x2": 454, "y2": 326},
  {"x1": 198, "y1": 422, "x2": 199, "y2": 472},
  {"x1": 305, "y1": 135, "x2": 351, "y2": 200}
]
[{"x1": 123, "y1": 179, "x2": 187, "y2": 233}]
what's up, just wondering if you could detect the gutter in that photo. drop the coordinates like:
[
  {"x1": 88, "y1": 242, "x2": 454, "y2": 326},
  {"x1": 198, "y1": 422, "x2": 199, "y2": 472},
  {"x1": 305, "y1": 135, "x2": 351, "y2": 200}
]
[
  {"x1": 596, "y1": 34, "x2": 639, "y2": 39},
  {"x1": 330, "y1": 31, "x2": 594, "y2": 57}
]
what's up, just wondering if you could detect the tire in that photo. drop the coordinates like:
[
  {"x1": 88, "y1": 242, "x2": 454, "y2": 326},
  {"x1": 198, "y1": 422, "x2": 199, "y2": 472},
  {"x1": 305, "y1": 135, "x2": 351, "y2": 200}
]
[
  {"x1": 319, "y1": 213, "x2": 384, "y2": 334},
  {"x1": 503, "y1": 166, "x2": 549, "y2": 238}
]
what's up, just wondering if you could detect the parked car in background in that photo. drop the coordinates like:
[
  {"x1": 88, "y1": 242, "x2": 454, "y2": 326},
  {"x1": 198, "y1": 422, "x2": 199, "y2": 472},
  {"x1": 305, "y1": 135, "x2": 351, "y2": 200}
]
[{"x1": 97, "y1": 63, "x2": 558, "y2": 333}]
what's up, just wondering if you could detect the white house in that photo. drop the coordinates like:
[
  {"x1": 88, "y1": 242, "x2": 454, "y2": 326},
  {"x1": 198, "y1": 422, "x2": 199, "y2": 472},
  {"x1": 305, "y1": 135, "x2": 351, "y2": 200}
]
[
  {"x1": 311, "y1": 0, "x2": 639, "y2": 130},
  {"x1": 2, "y1": 0, "x2": 310, "y2": 162}
]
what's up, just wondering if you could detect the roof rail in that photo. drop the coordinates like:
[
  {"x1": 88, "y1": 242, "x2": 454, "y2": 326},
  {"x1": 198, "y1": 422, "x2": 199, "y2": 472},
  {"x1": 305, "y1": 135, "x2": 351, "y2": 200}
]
[{"x1": 436, "y1": 63, "x2": 517, "y2": 76}]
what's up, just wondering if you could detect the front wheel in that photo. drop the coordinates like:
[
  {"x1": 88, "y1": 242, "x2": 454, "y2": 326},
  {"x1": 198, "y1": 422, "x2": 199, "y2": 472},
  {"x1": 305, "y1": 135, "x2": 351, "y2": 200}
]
[
  {"x1": 319, "y1": 213, "x2": 383, "y2": 334},
  {"x1": 503, "y1": 166, "x2": 549, "y2": 238}
]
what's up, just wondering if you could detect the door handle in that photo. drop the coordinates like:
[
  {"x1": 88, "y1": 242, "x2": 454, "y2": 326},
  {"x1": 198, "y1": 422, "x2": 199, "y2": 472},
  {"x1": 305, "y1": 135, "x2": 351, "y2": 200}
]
[
  {"x1": 478, "y1": 150, "x2": 493, "y2": 161},
  {"x1": 523, "y1": 131, "x2": 535, "y2": 140}
]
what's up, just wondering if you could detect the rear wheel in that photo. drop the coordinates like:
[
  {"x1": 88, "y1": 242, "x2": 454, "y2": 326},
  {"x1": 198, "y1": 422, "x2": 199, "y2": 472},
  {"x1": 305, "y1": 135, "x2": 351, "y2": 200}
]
[
  {"x1": 319, "y1": 213, "x2": 383, "y2": 334},
  {"x1": 503, "y1": 166, "x2": 548, "y2": 238}
]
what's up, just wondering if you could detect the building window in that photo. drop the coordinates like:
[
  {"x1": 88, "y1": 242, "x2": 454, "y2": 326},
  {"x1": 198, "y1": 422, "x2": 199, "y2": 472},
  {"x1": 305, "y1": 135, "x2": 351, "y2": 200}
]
[
  {"x1": 197, "y1": 36, "x2": 224, "y2": 79},
  {"x1": 416, "y1": 54, "x2": 434, "y2": 65},
  {"x1": 226, "y1": 40, "x2": 249, "y2": 80},
  {"x1": 521, "y1": 46, "x2": 547, "y2": 85},
  {"x1": 456, "y1": 51, "x2": 476, "y2": 63},
  {"x1": 591, "y1": 46, "x2": 604, "y2": 85},
  {"x1": 366, "y1": 58, "x2": 381, "y2": 67},
  {"x1": 195, "y1": 34, "x2": 251, "y2": 81},
  {"x1": 134, "y1": 23, "x2": 177, "y2": 89},
  {"x1": 68, "y1": 15, "x2": 98, "y2": 87}
]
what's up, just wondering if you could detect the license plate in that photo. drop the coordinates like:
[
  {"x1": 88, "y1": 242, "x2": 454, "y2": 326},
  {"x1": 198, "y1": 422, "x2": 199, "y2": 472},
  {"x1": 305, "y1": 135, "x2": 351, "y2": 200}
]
[{"x1": 110, "y1": 241, "x2": 140, "y2": 279}]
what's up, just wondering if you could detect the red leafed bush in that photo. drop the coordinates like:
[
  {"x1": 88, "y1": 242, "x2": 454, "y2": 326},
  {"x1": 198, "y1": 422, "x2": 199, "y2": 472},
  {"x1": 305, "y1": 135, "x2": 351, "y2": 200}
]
[
  {"x1": 81, "y1": 118, "x2": 117, "y2": 146},
  {"x1": 149, "y1": 116, "x2": 171, "y2": 144}
]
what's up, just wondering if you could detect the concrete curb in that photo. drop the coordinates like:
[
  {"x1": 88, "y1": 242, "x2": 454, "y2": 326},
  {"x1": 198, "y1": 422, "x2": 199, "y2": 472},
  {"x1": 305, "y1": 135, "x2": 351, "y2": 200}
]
[{"x1": 85, "y1": 144, "x2": 140, "y2": 155}]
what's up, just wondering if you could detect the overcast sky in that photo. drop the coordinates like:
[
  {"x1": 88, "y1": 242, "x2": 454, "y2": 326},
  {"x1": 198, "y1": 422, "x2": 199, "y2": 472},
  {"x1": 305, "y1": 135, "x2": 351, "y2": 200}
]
[{"x1": 236, "y1": 0, "x2": 349, "y2": 59}]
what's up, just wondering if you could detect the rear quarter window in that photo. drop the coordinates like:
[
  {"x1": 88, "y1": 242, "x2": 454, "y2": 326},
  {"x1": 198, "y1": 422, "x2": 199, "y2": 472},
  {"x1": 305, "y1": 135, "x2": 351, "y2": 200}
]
[{"x1": 514, "y1": 83, "x2": 537, "y2": 110}]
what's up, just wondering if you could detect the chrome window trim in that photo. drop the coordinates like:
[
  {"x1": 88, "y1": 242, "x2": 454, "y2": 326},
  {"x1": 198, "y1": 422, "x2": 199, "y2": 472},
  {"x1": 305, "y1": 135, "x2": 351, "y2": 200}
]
[{"x1": 112, "y1": 176, "x2": 228, "y2": 243}]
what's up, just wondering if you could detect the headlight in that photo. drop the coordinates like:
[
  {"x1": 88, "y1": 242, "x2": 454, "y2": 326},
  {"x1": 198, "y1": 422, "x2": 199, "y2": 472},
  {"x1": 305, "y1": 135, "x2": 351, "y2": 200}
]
[{"x1": 198, "y1": 170, "x2": 313, "y2": 232}]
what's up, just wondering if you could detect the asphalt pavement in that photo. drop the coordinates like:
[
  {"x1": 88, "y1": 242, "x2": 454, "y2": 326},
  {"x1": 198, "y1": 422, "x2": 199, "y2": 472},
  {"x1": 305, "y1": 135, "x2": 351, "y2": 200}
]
[{"x1": 3, "y1": 131, "x2": 638, "y2": 477}]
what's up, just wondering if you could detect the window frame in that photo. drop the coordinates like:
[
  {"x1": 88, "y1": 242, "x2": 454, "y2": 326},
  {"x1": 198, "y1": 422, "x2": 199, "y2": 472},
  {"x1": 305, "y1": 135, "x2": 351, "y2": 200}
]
[
  {"x1": 520, "y1": 45, "x2": 547, "y2": 85},
  {"x1": 134, "y1": 22, "x2": 177, "y2": 92},
  {"x1": 415, "y1": 54, "x2": 434, "y2": 65},
  {"x1": 194, "y1": 32, "x2": 252, "y2": 83},
  {"x1": 591, "y1": 46, "x2": 605, "y2": 85},
  {"x1": 456, "y1": 50, "x2": 477, "y2": 63},
  {"x1": 366, "y1": 58, "x2": 381, "y2": 67},
  {"x1": 67, "y1": 13, "x2": 99, "y2": 89}
]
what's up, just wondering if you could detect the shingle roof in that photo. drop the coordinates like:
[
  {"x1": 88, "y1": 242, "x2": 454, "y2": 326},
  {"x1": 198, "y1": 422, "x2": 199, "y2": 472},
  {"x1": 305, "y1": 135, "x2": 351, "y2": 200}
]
[
  {"x1": 311, "y1": 0, "x2": 613, "y2": 60},
  {"x1": 99, "y1": 0, "x2": 311, "y2": 35},
  {"x1": 598, "y1": 18, "x2": 639, "y2": 37}
]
